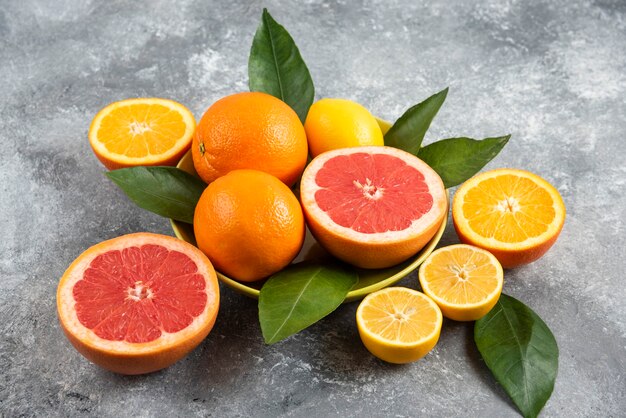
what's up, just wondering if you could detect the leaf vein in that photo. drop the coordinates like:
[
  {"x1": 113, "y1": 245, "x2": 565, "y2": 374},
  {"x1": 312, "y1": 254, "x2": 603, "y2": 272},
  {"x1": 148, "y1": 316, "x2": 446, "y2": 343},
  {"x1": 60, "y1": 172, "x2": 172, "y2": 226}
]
[{"x1": 266, "y1": 270, "x2": 320, "y2": 343}]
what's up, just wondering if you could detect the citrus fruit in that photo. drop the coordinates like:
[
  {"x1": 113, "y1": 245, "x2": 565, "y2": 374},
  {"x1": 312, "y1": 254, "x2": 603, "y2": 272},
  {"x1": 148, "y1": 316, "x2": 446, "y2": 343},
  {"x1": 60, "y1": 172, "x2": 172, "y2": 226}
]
[
  {"x1": 452, "y1": 168, "x2": 566, "y2": 268},
  {"x1": 192, "y1": 92, "x2": 308, "y2": 187},
  {"x1": 56, "y1": 233, "x2": 219, "y2": 375},
  {"x1": 418, "y1": 244, "x2": 503, "y2": 321},
  {"x1": 193, "y1": 169, "x2": 305, "y2": 282},
  {"x1": 89, "y1": 98, "x2": 196, "y2": 170},
  {"x1": 356, "y1": 287, "x2": 442, "y2": 364},
  {"x1": 304, "y1": 98, "x2": 384, "y2": 157},
  {"x1": 300, "y1": 146, "x2": 447, "y2": 269}
]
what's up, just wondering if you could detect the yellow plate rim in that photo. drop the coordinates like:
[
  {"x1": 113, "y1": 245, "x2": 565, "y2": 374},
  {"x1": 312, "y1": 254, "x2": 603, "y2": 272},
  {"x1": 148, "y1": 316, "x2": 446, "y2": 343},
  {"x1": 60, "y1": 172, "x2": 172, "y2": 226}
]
[{"x1": 170, "y1": 202, "x2": 447, "y2": 303}]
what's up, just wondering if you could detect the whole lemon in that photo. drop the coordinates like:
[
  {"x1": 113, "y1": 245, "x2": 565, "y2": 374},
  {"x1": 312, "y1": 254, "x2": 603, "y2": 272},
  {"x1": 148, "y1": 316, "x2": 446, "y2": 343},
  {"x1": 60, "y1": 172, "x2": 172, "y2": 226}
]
[{"x1": 304, "y1": 98, "x2": 384, "y2": 157}]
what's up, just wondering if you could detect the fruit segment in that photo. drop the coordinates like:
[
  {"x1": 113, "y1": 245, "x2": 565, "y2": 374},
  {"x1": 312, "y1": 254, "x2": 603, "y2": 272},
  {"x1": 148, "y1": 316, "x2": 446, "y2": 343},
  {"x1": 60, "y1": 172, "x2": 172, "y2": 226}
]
[
  {"x1": 359, "y1": 291, "x2": 439, "y2": 342},
  {"x1": 73, "y1": 246, "x2": 207, "y2": 343},
  {"x1": 97, "y1": 104, "x2": 184, "y2": 156},
  {"x1": 462, "y1": 175, "x2": 555, "y2": 242}
]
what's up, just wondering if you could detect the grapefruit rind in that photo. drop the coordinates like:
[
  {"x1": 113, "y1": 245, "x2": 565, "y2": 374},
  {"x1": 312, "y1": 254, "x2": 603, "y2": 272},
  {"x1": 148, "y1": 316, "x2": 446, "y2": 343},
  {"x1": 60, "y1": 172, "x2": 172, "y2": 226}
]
[
  {"x1": 300, "y1": 146, "x2": 447, "y2": 269},
  {"x1": 88, "y1": 98, "x2": 196, "y2": 169},
  {"x1": 57, "y1": 233, "x2": 219, "y2": 373}
]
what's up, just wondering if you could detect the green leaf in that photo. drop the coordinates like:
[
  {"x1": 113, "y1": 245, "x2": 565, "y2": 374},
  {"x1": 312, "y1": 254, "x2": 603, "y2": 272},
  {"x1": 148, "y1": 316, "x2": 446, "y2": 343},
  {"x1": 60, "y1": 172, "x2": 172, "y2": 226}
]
[
  {"x1": 248, "y1": 8, "x2": 315, "y2": 123},
  {"x1": 475, "y1": 294, "x2": 558, "y2": 418},
  {"x1": 259, "y1": 262, "x2": 358, "y2": 344},
  {"x1": 384, "y1": 88, "x2": 448, "y2": 154},
  {"x1": 417, "y1": 135, "x2": 510, "y2": 188},
  {"x1": 106, "y1": 166, "x2": 206, "y2": 224}
]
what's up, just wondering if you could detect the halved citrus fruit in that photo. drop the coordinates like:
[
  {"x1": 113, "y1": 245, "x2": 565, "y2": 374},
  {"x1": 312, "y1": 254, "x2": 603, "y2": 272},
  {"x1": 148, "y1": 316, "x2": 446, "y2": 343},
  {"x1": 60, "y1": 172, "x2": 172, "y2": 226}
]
[
  {"x1": 56, "y1": 233, "x2": 219, "y2": 375},
  {"x1": 89, "y1": 98, "x2": 196, "y2": 170},
  {"x1": 418, "y1": 244, "x2": 503, "y2": 321},
  {"x1": 356, "y1": 287, "x2": 443, "y2": 363},
  {"x1": 300, "y1": 146, "x2": 447, "y2": 269},
  {"x1": 452, "y1": 168, "x2": 566, "y2": 268}
]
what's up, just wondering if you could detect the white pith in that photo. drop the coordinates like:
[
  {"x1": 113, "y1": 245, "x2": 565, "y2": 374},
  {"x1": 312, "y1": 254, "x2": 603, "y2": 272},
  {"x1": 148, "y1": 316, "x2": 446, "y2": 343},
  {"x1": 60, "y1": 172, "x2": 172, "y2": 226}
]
[
  {"x1": 57, "y1": 234, "x2": 217, "y2": 354},
  {"x1": 354, "y1": 178, "x2": 384, "y2": 200},
  {"x1": 301, "y1": 146, "x2": 447, "y2": 244},
  {"x1": 128, "y1": 121, "x2": 152, "y2": 135},
  {"x1": 126, "y1": 281, "x2": 154, "y2": 301},
  {"x1": 496, "y1": 196, "x2": 521, "y2": 213}
]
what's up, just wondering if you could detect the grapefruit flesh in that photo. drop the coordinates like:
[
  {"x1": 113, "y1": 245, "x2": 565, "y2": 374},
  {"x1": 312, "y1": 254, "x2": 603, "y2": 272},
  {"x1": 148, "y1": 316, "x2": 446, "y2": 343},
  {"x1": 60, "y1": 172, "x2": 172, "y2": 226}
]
[
  {"x1": 301, "y1": 146, "x2": 447, "y2": 269},
  {"x1": 57, "y1": 233, "x2": 219, "y2": 375}
]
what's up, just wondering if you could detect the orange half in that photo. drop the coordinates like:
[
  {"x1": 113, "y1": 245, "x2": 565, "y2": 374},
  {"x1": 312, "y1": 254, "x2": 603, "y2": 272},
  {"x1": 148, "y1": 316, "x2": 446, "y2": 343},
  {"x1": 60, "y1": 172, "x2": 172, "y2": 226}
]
[
  {"x1": 452, "y1": 168, "x2": 566, "y2": 268},
  {"x1": 89, "y1": 98, "x2": 196, "y2": 170}
]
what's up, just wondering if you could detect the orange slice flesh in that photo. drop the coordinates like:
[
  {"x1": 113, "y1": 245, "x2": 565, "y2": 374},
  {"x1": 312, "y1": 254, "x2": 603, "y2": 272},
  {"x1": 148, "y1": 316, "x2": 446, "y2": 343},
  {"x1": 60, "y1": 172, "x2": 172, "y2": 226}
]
[
  {"x1": 356, "y1": 287, "x2": 442, "y2": 363},
  {"x1": 452, "y1": 169, "x2": 566, "y2": 268},
  {"x1": 89, "y1": 98, "x2": 196, "y2": 170},
  {"x1": 419, "y1": 244, "x2": 503, "y2": 321}
]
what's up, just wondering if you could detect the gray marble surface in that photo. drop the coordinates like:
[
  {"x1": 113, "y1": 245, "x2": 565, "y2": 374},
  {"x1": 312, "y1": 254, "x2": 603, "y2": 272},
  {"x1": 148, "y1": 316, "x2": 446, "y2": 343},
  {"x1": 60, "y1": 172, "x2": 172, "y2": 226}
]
[{"x1": 1, "y1": 0, "x2": 625, "y2": 416}]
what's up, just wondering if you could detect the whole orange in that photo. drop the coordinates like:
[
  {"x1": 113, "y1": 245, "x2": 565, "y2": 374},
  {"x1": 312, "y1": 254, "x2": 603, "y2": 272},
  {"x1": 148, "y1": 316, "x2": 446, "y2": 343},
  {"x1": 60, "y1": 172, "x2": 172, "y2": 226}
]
[
  {"x1": 193, "y1": 169, "x2": 305, "y2": 282},
  {"x1": 192, "y1": 92, "x2": 308, "y2": 187}
]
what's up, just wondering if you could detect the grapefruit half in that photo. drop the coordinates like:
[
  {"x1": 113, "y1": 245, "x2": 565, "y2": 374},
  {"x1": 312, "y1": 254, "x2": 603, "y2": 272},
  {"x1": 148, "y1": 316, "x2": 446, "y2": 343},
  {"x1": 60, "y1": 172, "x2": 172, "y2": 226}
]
[
  {"x1": 56, "y1": 233, "x2": 219, "y2": 375},
  {"x1": 300, "y1": 146, "x2": 447, "y2": 269}
]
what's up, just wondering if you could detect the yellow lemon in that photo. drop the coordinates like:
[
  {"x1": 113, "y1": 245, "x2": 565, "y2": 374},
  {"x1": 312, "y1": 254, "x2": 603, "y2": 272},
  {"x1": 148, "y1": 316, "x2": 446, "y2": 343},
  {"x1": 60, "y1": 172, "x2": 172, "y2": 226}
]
[
  {"x1": 419, "y1": 244, "x2": 503, "y2": 321},
  {"x1": 356, "y1": 287, "x2": 442, "y2": 364},
  {"x1": 304, "y1": 98, "x2": 384, "y2": 157}
]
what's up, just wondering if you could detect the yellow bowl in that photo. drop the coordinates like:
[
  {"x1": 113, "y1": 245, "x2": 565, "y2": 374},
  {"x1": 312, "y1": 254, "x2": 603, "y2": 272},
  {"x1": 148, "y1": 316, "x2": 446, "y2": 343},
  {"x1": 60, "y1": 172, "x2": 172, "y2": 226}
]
[{"x1": 170, "y1": 118, "x2": 447, "y2": 303}]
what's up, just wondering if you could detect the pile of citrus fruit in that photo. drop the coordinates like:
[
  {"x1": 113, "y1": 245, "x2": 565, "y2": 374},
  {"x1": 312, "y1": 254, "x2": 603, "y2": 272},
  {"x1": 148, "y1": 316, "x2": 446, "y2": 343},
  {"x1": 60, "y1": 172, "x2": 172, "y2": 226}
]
[
  {"x1": 57, "y1": 88, "x2": 565, "y2": 373},
  {"x1": 55, "y1": 14, "x2": 565, "y2": 377}
]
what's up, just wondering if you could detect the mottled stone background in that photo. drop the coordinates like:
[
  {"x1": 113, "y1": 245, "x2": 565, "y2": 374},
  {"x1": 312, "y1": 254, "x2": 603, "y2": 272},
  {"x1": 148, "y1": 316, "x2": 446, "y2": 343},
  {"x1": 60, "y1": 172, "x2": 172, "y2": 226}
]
[{"x1": 1, "y1": 0, "x2": 624, "y2": 416}]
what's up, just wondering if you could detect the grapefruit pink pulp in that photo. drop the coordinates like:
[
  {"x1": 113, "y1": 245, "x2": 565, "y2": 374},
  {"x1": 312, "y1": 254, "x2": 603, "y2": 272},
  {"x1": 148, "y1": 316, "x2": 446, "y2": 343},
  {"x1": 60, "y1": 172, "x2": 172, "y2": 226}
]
[
  {"x1": 56, "y1": 233, "x2": 220, "y2": 375},
  {"x1": 300, "y1": 146, "x2": 447, "y2": 269}
]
